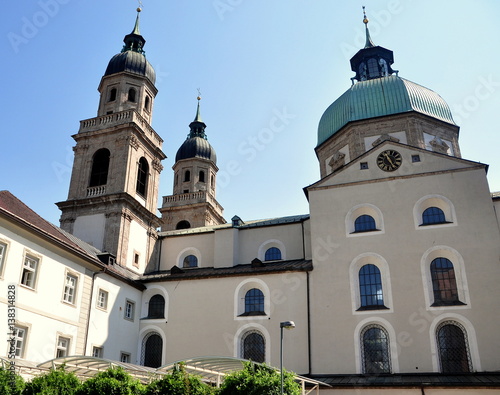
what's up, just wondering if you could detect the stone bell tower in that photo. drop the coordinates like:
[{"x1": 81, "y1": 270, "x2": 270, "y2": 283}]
[
  {"x1": 159, "y1": 97, "x2": 225, "y2": 231},
  {"x1": 57, "y1": 9, "x2": 165, "y2": 272}
]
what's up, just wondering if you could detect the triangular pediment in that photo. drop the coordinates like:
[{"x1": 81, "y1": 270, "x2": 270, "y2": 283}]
[{"x1": 306, "y1": 142, "x2": 487, "y2": 191}]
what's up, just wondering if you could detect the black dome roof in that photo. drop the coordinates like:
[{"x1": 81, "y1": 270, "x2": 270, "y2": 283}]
[
  {"x1": 175, "y1": 137, "x2": 217, "y2": 164},
  {"x1": 105, "y1": 51, "x2": 156, "y2": 84}
]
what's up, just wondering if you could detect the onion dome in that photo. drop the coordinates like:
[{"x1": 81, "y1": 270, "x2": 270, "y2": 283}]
[
  {"x1": 175, "y1": 98, "x2": 217, "y2": 164},
  {"x1": 317, "y1": 8, "x2": 455, "y2": 146},
  {"x1": 104, "y1": 9, "x2": 156, "y2": 84}
]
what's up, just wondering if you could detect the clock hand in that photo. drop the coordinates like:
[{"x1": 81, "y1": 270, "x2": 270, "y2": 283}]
[{"x1": 383, "y1": 152, "x2": 395, "y2": 166}]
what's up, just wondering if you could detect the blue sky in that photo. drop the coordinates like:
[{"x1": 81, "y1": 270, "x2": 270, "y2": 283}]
[{"x1": 3, "y1": 0, "x2": 500, "y2": 225}]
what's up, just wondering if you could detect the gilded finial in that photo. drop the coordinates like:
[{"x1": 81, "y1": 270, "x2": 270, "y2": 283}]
[
  {"x1": 197, "y1": 88, "x2": 202, "y2": 101},
  {"x1": 362, "y1": 6, "x2": 369, "y2": 24},
  {"x1": 137, "y1": 0, "x2": 143, "y2": 12},
  {"x1": 362, "y1": 6, "x2": 375, "y2": 48}
]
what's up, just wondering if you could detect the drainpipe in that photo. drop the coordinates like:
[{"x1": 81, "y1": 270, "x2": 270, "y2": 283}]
[
  {"x1": 307, "y1": 271, "x2": 311, "y2": 375},
  {"x1": 84, "y1": 268, "x2": 105, "y2": 355}
]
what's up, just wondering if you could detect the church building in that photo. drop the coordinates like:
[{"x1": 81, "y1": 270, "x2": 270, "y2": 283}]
[{"x1": 1, "y1": 8, "x2": 500, "y2": 393}]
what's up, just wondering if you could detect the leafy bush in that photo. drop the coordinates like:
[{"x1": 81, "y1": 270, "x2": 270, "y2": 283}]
[
  {"x1": 24, "y1": 365, "x2": 81, "y2": 395},
  {"x1": 0, "y1": 367, "x2": 24, "y2": 395},
  {"x1": 218, "y1": 362, "x2": 301, "y2": 395},
  {"x1": 76, "y1": 367, "x2": 145, "y2": 395},
  {"x1": 145, "y1": 363, "x2": 215, "y2": 395}
]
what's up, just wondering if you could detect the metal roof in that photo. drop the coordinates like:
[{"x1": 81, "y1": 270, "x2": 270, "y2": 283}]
[
  {"x1": 310, "y1": 373, "x2": 500, "y2": 388},
  {"x1": 317, "y1": 75, "x2": 456, "y2": 146},
  {"x1": 141, "y1": 259, "x2": 313, "y2": 282},
  {"x1": 36, "y1": 356, "x2": 157, "y2": 382},
  {"x1": 21, "y1": 356, "x2": 328, "y2": 392},
  {"x1": 157, "y1": 357, "x2": 329, "y2": 389}
]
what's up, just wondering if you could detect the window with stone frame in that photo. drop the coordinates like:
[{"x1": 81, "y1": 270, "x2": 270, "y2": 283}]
[
  {"x1": 360, "y1": 324, "x2": 391, "y2": 374},
  {"x1": 21, "y1": 255, "x2": 39, "y2": 289},
  {"x1": 89, "y1": 149, "x2": 110, "y2": 187},
  {"x1": 436, "y1": 321, "x2": 472, "y2": 373},
  {"x1": 63, "y1": 273, "x2": 78, "y2": 305},
  {"x1": 136, "y1": 157, "x2": 149, "y2": 197},
  {"x1": 56, "y1": 336, "x2": 70, "y2": 358},
  {"x1": 241, "y1": 330, "x2": 265, "y2": 363},
  {"x1": 430, "y1": 258, "x2": 464, "y2": 306}
]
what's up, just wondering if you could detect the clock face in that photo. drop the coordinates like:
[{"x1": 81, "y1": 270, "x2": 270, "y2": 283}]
[{"x1": 377, "y1": 150, "x2": 402, "y2": 172}]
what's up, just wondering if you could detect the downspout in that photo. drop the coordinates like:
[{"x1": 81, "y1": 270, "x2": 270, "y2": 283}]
[
  {"x1": 301, "y1": 220, "x2": 306, "y2": 260},
  {"x1": 307, "y1": 271, "x2": 312, "y2": 375},
  {"x1": 84, "y1": 268, "x2": 105, "y2": 355},
  {"x1": 157, "y1": 234, "x2": 162, "y2": 272}
]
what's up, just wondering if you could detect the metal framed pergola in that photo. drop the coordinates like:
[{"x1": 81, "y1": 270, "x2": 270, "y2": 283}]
[{"x1": 7, "y1": 355, "x2": 329, "y2": 394}]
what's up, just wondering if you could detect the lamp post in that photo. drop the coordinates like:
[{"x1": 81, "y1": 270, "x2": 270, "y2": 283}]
[{"x1": 280, "y1": 320, "x2": 295, "y2": 395}]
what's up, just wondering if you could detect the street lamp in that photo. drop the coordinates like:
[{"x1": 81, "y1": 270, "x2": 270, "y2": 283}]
[{"x1": 280, "y1": 320, "x2": 295, "y2": 395}]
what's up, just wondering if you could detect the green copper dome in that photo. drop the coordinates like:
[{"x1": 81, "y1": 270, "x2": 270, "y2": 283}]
[{"x1": 317, "y1": 75, "x2": 456, "y2": 147}]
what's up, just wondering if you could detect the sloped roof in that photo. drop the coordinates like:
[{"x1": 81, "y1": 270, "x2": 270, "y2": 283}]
[
  {"x1": 141, "y1": 259, "x2": 312, "y2": 282},
  {"x1": 310, "y1": 373, "x2": 500, "y2": 388},
  {"x1": 0, "y1": 190, "x2": 144, "y2": 288},
  {"x1": 0, "y1": 190, "x2": 90, "y2": 255}
]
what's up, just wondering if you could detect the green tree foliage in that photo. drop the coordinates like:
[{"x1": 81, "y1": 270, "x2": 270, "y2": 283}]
[
  {"x1": 0, "y1": 368, "x2": 24, "y2": 395},
  {"x1": 76, "y1": 367, "x2": 145, "y2": 395},
  {"x1": 146, "y1": 363, "x2": 215, "y2": 395},
  {"x1": 218, "y1": 362, "x2": 301, "y2": 395},
  {"x1": 24, "y1": 365, "x2": 81, "y2": 395}
]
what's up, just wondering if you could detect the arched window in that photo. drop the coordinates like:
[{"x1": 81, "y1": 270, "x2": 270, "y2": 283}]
[
  {"x1": 89, "y1": 149, "x2": 110, "y2": 187},
  {"x1": 109, "y1": 88, "x2": 117, "y2": 102},
  {"x1": 359, "y1": 264, "x2": 385, "y2": 309},
  {"x1": 199, "y1": 170, "x2": 205, "y2": 183},
  {"x1": 136, "y1": 157, "x2": 149, "y2": 197},
  {"x1": 367, "y1": 58, "x2": 379, "y2": 78},
  {"x1": 128, "y1": 88, "x2": 136, "y2": 102},
  {"x1": 244, "y1": 288, "x2": 265, "y2": 316},
  {"x1": 242, "y1": 331, "x2": 265, "y2": 363},
  {"x1": 183, "y1": 255, "x2": 198, "y2": 268},
  {"x1": 354, "y1": 215, "x2": 376, "y2": 232},
  {"x1": 143, "y1": 333, "x2": 163, "y2": 368},
  {"x1": 184, "y1": 170, "x2": 191, "y2": 182},
  {"x1": 431, "y1": 258, "x2": 462, "y2": 306},
  {"x1": 147, "y1": 294, "x2": 165, "y2": 319},
  {"x1": 144, "y1": 95, "x2": 150, "y2": 111},
  {"x1": 361, "y1": 325, "x2": 391, "y2": 374},
  {"x1": 176, "y1": 220, "x2": 191, "y2": 230},
  {"x1": 264, "y1": 247, "x2": 282, "y2": 261},
  {"x1": 437, "y1": 321, "x2": 471, "y2": 373},
  {"x1": 422, "y1": 207, "x2": 446, "y2": 225}
]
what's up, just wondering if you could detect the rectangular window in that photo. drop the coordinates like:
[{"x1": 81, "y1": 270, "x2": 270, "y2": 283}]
[
  {"x1": 92, "y1": 346, "x2": 103, "y2": 358},
  {"x1": 0, "y1": 242, "x2": 7, "y2": 274},
  {"x1": 97, "y1": 289, "x2": 108, "y2": 310},
  {"x1": 13, "y1": 326, "x2": 27, "y2": 358},
  {"x1": 120, "y1": 352, "x2": 131, "y2": 363},
  {"x1": 56, "y1": 337, "x2": 70, "y2": 358},
  {"x1": 124, "y1": 300, "x2": 135, "y2": 321},
  {"x1": 63, "y1": 274, "x2": 78, "y2": 304},
  {"x1": 21, "y1": 255, "x2": 38, "y2": 289}
]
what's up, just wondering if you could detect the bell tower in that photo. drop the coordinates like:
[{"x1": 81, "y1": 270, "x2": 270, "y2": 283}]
[
  {"x1": 57, "y1": 8, "x2": 165, "y2": 272},
  {"x1": 159, "y1": 97, "x2": 225, "y2": 231}
]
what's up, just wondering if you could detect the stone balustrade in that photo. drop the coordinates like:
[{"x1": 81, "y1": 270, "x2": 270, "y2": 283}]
[
  {"x1": 87, "y1": 186, "x2": 106, "y2": 197},
  {"x1": 78, "y1": 110, "x2": 163, "y2": 146}
]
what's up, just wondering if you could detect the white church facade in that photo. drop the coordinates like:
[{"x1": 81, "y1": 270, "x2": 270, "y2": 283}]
[{"x1": 2, "y1": 8, "x2": 500, "y2": 393}]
